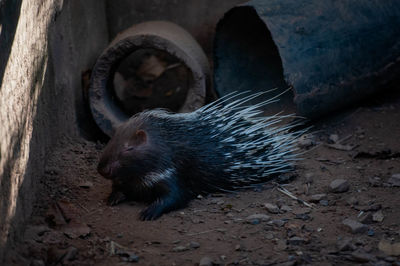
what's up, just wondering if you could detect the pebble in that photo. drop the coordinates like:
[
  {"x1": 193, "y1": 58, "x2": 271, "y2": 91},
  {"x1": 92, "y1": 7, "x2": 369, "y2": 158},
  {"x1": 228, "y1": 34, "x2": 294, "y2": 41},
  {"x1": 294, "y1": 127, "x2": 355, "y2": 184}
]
[
  {"x1": 280, "y1": 205, "x2": 292, "y2": 212},
  {"x1": 372, "y1": 210, "x2": 384, "y2": 222},
  {"x1": 269, "y1": 219, "x2": 287, "y2": 227},
  {"x1": 246, "y1": 214, "x2": 271, "y2": 222},
  {"x1": 172, "y1": 245, "x2": 189, "y2": 252},
  {"x1": 367, "y1": 229, "x2": 375, "y2": 236},
  {"x1": 31, "y1": 260, "x2": 45, "y2": 266},
  {"x1": 387, "y1": 174, "x2": 400, "y2": 186},
  {"x1": 330, "y1": 179, "x2": 350, "y2": 193},
  {"x1": 264, "y1": 203, "x2": 279, "y2": 214},
  {"x1": 346, "y1": 196, "x2": 359, "y2": 206},
  {"x1": 288, "y1": 237, "x2": 306, "y2": 245},
  {"x1": 189, "y1": 241, "x2": 200, "y2": 249},
  {"x1": 336, "y1": 237, "x2": 355, "y2": 251},
  {"x1": 199, "y1": 256, "x2": 213, "y2": 266},
  {"x1": 342, "y1": 218, "x2": 368, "y2": 234},
  {"x1": 350, "y1": 249, "x2": 375, "y2": 263},
  {"x1": 358, "y1": 212, "x2": 373, "y2": 224},
  {"x1": 63, "y1": 246, "x2": 78, "y2": 262},
  {"x1": 310, "y1": 194, "x2": 327, "y2": 202},
  {"x1": 378, "y1": 239, "x2": 400, "y2": 256},
  {"x1": 319, "y1": 200, "x2": 329, "y2": 206},
  {"x1": 329, "y1": 134, "x2": 339, "y2": 143}
]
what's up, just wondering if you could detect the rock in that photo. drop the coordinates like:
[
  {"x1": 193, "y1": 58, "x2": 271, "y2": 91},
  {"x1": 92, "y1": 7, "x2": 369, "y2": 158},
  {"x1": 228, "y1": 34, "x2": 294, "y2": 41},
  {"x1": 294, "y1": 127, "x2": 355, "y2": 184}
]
[
  {"x1": 62, "y1": 221, "x2": 91, "y2": 239},
  {"x1": 274, "y1": 239, "x2": 287, "y2": 251},
  {"x1": 367, "y1": 229, "x2": 375, "y2": 236},
  {"x1": 280, "y1": 205, "x2": 292, "y2": 212},
  {"x1": 264, "y1": 203, "x2": 279, "y2": 214},
  {"x1": 298, "y1": 135, "x2": 314, "y2": 148},
  {"x1": 358, "y1": 212, "x2": 373, "y2": 224},
  {"x1": 189, "y1": 241, "x2": 200, "y2": 249},
  {"x1": 387, "y1": 174, "x2": 400, "y2": 186},
  {"x1": 329, "y1": 134, "x2": 339, "y2": 143},
  {"x1": 199, "y1": 256, "x2": 213, "y2": 266},
  {"x1": 288, "y1": 237, "x2": 306, "y2": 245},
  {"x1": 269, "y1": 219, "x2": 287, "y2": 227},
  {"x1": 63, "y1": 246, "x2": 78, "y2": 262},
  {"x1": 310, "y1": 194, "x2": 327, "y2": 202},
  {"x1": 330, "y1": 179, "x2": 350, "y2": 193},
  {"x1": 31, "y1": 260, "x2": 45, "y2": 266},
  {"x1": 265, "y1": 232, "x2": 274, "y2": 240},
  {"x1": 78, "y1": 181, "x2": 93, "y2": 188},
  {"x1": 350, "y1": 249, "x2": 375, "y2": 263},
  {"x1": 368, "y1": 176, "x2": 382, "y2": 187},
  {"x1": 172, "y1": 245, "x2": 189, "y2": 252},
  {"x1": 319, "y1": 200, "x2": 329, "y2": 206},
  {"x1": 372, "y1": 210, "x2": 384, "y2": 222},
  {"x1": 336, "y1": 237, "x2": 355, "y2": 251},
  {"x1": 378, "y1": 240, "x2": 400, "y2": 256},
  {"x1": 246, "y1": 214, "x2": 270, "y2": 222},
  {"x1": 346, "y1": 196, "x2": 359, "y2": 206},
  {"x1": 342, "y1": 219, "x2": 368, "y2": 234}
]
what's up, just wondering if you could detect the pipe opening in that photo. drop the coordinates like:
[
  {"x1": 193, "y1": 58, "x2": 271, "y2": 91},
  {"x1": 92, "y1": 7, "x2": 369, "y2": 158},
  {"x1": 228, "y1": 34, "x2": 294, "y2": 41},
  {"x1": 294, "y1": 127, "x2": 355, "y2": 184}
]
[
  {"x1": 214, "y1": 6, "x2": 296, "y2": 114},
  {"x1": 111, "y1": 48, "x2": 193, "y2": 116}
]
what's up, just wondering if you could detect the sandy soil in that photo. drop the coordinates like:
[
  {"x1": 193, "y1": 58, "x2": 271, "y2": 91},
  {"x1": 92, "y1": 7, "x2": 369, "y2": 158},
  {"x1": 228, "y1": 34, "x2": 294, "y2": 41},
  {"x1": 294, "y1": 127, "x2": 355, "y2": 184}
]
[{"x1": 5, "y1": 88, "x2": 400, "y2": 266}]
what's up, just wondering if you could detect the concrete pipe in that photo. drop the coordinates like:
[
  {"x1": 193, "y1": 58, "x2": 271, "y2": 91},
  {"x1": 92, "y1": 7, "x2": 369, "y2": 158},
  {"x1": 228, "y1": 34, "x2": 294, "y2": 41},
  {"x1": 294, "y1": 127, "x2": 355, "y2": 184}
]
[
  {"x1": 89, "y1": 21, "x2": 211, "y2": 136},
  {"x1": 214, "y1": 0, "x2": 400, "y2": 118}
]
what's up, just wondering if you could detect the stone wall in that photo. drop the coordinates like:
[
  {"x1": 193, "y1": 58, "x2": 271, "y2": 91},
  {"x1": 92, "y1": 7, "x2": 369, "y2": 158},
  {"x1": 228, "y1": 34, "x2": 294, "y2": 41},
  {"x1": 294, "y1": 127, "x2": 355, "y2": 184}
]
[{"x1": 0, "y1": 0, "x2": 108, "y2": 261}]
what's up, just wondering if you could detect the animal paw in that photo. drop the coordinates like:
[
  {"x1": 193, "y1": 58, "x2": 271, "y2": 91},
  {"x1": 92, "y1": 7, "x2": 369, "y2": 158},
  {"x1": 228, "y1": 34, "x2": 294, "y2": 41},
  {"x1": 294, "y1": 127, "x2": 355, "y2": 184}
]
[
  {"x1": 139, "y1": 204, "x2": 163, "y2": 221},
  {"x1": 107, "y1": 191, "x2": 126, "y2": 206}
]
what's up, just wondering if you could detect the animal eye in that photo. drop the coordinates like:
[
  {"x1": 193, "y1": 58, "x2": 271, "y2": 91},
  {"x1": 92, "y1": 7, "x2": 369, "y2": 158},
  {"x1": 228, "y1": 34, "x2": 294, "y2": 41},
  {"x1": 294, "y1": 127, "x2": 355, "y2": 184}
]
[{"x1": 124, "y1": 146, "x2": 135, "y2": 152}]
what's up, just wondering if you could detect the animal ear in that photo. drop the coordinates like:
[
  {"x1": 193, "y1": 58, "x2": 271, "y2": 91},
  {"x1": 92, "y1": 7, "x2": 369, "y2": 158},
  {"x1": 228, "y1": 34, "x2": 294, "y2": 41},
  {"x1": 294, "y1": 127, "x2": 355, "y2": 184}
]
[{"x1": 135, "y1": 129, "x2": 147, "y2": 145}]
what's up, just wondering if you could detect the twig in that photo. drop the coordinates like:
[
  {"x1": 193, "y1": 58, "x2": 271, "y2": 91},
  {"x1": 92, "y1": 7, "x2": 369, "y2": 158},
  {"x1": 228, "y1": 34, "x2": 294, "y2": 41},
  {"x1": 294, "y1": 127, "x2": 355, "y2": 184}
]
[
  {"x1": 276, "y1": 185, "x2": 313, "y2": 208},
  {"x1": 186, "y1": 228, "x2": 226, "y2": 236}
]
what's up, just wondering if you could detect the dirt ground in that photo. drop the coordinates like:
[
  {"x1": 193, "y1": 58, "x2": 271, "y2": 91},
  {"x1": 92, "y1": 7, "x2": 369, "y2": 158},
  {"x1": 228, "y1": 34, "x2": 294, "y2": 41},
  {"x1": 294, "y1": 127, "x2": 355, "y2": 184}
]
[{"x1": 5, "y1": 88, "x2": 400, "y2": 266}]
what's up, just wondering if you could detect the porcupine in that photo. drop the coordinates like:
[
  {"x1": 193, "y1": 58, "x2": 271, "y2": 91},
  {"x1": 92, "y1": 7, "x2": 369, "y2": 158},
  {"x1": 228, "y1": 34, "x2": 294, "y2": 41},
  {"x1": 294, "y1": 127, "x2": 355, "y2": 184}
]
[{"x1": 97, "y1": 91, "x2": 305, "y2": 220}]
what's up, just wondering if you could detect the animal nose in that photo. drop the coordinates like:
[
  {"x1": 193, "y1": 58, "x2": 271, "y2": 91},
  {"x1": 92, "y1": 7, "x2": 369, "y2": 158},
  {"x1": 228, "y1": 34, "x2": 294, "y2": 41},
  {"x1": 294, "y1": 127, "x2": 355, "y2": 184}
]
[{"x1": 97, "y1": 162, "x2": 112, "y2": 179}]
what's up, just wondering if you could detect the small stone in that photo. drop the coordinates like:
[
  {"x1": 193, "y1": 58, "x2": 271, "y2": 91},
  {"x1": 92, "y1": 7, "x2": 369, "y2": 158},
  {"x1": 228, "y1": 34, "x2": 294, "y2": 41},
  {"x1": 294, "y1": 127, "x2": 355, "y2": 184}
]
[
  {"x1": 280, "y1": 205, "x2": 292, "y2": 212},
  {"x1": 265, "y1": 232, "x2": 274, "y2": 240},
  {"x1": 63, "y1": 246, "x2": 78, "y2": 262},
  {"x1": 288, "y1": 237, "x2": 305, "y2": 245},
  {"x1": 368, "y1": 176, "x2": 382, "y2": 187},
  {"x1": 319, "y1": 200, "x2": 329, "y2": 206},
  {"x1": 304, "y1": 173, "x2": 314, "y2": 183},
  {"x1": 387, "y1": 174, "x2": 400, "y2": 186},
  {"x1": 78, "y1": 181, "x2": 93, "y2": 189},
  {"x1": 350, "y1": 249, "x2": 375, "y2": 263},
  {"x1": 199, "y1": 256, "x2": 213, "y2": 266},
  {"x1": 264, "y1": 203, "x2": 279, "y2": 214},
  {"x1": 372, "y1": 210, "x2": 384, "y2": 222},
  {"x1": 189, "y1": 241, "x2": 200, "y2": 249},
  {"x1": 246, "y1": 214, "x2": 270, "y2": 222},
  {"x1": 378, "y1": 240, "x2": 400, "y2": 256},
  {"x1": 329, "y1": 134, "x2": 339, "y2": 143},
  {"x1": 172, "y1": 245, "x2": 189, "y2": 252},
  {"x1": 298, "y1": 135, "x2": 314, "y2": 148},
  {"x1": 269, "y1": 219, "x2": 287, "y2": 227},
  {"x1": 274, "y1": 239, "x2": 287, "y2": 251},
  {"x1": 235, "y1": 244, "x2": 242, "y2": 251},
  {"x1": 31, "y1": 260, "x2": 45, "y2": 266},
  {"x1": 346, "y1": 196, "x2": 359, "y2": 206},
  {"x1": 342, "y1": 218, "x2": 368, "y2": 234},
  {"x1": 358, "y1": 212, "x2": 374, "y2": 224},
  {"x1": 367, "y1": 229, "x2": 375, "y2": 236},
  {"x1": 336, "y1": 237, "x2": 355, "y2": 251},
  {"x1": 330, "y1": 179, "x2": 350, "y2": 193},
  {"x1": 310, "y1": 194, "x2": 327, "y2": 202}
]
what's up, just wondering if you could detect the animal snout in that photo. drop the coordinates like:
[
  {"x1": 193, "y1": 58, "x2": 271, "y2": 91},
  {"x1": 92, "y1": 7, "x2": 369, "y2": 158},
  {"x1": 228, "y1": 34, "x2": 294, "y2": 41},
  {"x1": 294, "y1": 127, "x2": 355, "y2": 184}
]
[{"x1": 97, "y1": 161, "x2": 119, "y2": 179}]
